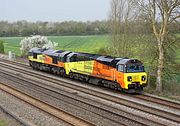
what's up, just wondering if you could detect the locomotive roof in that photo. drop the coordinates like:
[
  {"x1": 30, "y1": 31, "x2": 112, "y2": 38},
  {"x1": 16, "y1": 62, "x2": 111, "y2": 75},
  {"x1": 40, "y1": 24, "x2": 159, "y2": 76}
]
[
  {"x1": 43, "y1": 49, "x2": 58, "y2": 56},
  {"x1": 29, "y1": 47, "x2": 45, "y2": 53},
  {"x1": 77, "y1": 53, "x2": 101, "y2": 59},
  {"x1": 29, "y1": 48, "x2": 142, "y2": 65},
  {"x1": 43, "y1": 49, "x2": 54, "y2": 54},
  {"x1": 117, "y1": 59, "x2": 142, "y2": 65},
  {"x1": 58, "y1": 51, "x2": 72, "y2": 57},
  {"x1": 96, "y1": 56, "x2": 114, "y2": 62},
  {"x1": 43, "y1": 49, "x2": 66, "y2": 57},
  {"x1": 66, "y1": 52, "x2": 79, "y2": 57},
  {"x1": 94, "y1": 56, "x2": 142, "y2": 65}
]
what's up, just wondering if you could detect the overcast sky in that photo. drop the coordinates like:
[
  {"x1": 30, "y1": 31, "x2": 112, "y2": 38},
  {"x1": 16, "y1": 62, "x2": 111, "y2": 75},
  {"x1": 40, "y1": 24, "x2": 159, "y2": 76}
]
[{"x1": 1, "y1": 0, "x2": 111, "y2": 22}]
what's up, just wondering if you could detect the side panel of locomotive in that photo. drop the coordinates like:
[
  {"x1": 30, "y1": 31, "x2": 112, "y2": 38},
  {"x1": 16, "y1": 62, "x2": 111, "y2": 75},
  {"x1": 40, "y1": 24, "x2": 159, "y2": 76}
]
[
  {"x1": 91, "y1": 61, "x2": 116, "y2": 81},
  {"x1": 65, "y1": 61, "x2": 94, "y2": 75}
]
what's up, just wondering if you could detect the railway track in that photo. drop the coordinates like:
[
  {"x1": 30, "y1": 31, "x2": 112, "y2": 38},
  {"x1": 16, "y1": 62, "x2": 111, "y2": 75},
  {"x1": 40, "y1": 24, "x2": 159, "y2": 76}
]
[
  {"x1": 134, "y1": 93, "x2": 180, "y2": 110},
  {"x1": 0, "y1": 66, "x2": 151, "y2": 126},
  {"x1": 0, "y1": 83, "x2": 95, "y2": 126},
  {"x1": 0, "y1": 102, "x2": 35, "y2": 126},
  {"x1": 0, "y1": 58, "x2": 180, "y2": 125},
  {"x1": 1, "y1": 58, "x2": 180, "y2": 109}
]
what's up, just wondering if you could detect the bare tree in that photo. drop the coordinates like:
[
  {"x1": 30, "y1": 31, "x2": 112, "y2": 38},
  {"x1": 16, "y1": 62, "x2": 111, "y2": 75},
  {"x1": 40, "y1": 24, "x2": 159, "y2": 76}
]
[
  {"x1": 147, "y1": 0, "x2": 180, "y2": 92},
  {"x1": 109, "y1": 0, "x2": 140, "y2": 57},
  {"x1": 109, "y1": 0, "x2": 121, "y2": 56}
]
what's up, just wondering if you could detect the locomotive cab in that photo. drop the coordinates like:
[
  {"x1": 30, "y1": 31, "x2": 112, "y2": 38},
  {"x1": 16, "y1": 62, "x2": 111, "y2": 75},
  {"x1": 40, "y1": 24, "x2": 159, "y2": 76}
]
[{"x1": 116, "y1": 59, "x2": 147, "y2": 93}]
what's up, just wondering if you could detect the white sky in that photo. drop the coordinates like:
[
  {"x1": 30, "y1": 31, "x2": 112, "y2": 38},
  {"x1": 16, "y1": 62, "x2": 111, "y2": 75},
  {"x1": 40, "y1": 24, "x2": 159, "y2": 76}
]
[{"x1": 1, "y1": 0, "x2": 111, "y2": 22}]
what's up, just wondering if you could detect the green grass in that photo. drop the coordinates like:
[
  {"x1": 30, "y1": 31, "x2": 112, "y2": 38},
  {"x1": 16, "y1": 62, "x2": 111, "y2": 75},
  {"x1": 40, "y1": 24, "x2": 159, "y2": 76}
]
[
  {"x1": 176, "y1": 49, "x2": 180, "y2": 63},
  {"x1": 0, "y1": 35, "x2": 108, "y2": 56}
]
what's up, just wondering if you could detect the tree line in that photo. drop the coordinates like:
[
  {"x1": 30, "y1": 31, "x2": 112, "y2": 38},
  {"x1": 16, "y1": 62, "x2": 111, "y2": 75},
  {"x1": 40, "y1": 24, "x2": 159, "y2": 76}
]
[
  {"x1": 0, "y1": 20, "x2": 179, "y2": 37},
  {"x1": 0, "y1": 20, "x2": 109, "y2": 37}
]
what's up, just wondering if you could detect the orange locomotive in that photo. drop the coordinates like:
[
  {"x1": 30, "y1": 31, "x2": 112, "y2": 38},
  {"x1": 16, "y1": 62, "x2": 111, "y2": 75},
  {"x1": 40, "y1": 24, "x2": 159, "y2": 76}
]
[{"x1": 28, "y1": 48, "x2": 147, "y2": 93}]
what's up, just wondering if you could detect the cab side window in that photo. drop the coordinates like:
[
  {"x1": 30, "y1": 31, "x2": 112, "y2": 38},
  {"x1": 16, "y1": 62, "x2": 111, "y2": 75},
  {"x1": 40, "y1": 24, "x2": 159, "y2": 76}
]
[{"x1": 118, "y1": 65, "x2": 124, "y2": 72}]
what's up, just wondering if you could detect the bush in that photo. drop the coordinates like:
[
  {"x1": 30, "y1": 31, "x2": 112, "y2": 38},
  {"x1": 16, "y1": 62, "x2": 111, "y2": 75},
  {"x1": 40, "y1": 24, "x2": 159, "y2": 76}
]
[
  {"x1": 162, "y1": 75, "x2": 180, "y2": 96},
  {"x1": 0, "y1": 40, "x2": 5, "y2": 53},
  {"x1": 20, "y1": 35, "x2": 58, "y2": 56}
]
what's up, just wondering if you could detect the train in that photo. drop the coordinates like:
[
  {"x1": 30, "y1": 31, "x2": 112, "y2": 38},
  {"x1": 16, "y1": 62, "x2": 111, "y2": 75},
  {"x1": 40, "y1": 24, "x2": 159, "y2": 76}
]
[{"x1": 28, "y1": 48, "x2": 147, "y2": 93}]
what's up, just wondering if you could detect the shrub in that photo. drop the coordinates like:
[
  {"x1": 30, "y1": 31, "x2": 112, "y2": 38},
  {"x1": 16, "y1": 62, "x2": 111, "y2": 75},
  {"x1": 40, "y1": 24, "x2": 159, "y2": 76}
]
[
  {"x1": 0, "y1": 40, "x2": 5, "y2": 53},
  {"x1": 20, "y1": 35, "x2": 58, "y2": 56},
  {"x1": 163, "y1": 75, "x2": 180, "y2": 96}
]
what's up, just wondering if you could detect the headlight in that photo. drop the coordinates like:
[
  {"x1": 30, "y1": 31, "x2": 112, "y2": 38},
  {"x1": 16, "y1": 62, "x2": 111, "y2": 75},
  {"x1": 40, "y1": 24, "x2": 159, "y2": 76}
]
[
  {"x1": 142, "y1": 75, "x2": 146, "y2": 81},
  {"x1": 127, "y1": 76, "x2": 132, "y2": 81}
]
